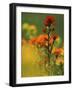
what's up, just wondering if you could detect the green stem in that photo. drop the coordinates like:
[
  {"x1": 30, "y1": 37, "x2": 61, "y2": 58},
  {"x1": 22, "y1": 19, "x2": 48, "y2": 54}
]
[{"x1": 47, "y1": 27, "x2": 51, "y2": 65}]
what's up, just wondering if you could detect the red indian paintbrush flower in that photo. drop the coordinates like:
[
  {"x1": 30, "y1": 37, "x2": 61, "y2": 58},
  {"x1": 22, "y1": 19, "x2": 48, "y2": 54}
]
[{"x1": 44, "y1": 16, "x2": 55, "y2": 26}]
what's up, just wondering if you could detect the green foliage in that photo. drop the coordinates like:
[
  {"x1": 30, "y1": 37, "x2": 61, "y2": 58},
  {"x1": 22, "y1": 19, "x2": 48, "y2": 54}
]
[{"x1": 54, "y1": 37, "x2": 62, "y2": 47}]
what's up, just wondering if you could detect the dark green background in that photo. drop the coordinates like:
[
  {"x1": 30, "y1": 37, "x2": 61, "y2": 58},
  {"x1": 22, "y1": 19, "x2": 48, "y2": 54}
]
[{"x1": 22, "y1": 12, "x2": 64, "y2": 41}]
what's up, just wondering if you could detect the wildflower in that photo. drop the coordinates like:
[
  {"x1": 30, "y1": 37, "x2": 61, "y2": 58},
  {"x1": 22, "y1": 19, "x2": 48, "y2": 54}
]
[
  {"x1": 52, "y1": 47, "x2": 64, "y2": 56},
  {"x1": 36, "y1": 34, "x2": 48, "y2": 46},
  {"x1": 44, "y1": 16, "x2": 55, "y2": 26}
]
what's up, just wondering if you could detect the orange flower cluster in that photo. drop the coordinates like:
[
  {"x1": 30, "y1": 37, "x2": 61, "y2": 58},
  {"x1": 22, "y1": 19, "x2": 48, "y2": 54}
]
[
  {"x1": 29, "y1": 34, "x2": 59, "y2": 47},
  {"x1": 52, "y1": 47, "x2": 64, "y2": 56},
  {"x1": 29, "y1": 34, "x2": 48, "y2": 46},
  {"x1": 36, "y1": 34, "x2": 48, "y2": 46}
]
